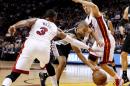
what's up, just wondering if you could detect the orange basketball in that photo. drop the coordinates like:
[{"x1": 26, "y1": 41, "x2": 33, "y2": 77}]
[{"x1": 92, "y1": 70, "x2": 107, "y2": 85}]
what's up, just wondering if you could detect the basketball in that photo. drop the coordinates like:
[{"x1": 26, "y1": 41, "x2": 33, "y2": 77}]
[{"x1": 92, "y1": 70, "x2": 107, "y2": 85}]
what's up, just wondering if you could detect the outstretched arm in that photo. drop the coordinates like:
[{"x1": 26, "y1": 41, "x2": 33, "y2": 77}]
[
  {"x1": 56, "y1": 29, "x2": 91, "y2": 50},
  {"x1": 119, "y1": 7, "x2": 129, "y2": 35},
  {"x1": 72, "y1": 0, "x2": 101, "y2": 17},
  {"x1": 71, "y1": 45, "x2": 98, "y2": 71},
  {"x1": 123, "y1": 6, "x2": 129, "y2": 20},
  {"x1": 108, "y1": 20, "x2": 114, "y2": 35},
  {"x1": 8, "y1": 18, "x2": 37, "y2": 35}
]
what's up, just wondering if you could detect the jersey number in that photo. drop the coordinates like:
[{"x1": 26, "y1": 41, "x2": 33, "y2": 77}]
[{"x1": 36, "y1": 27, "x2": 48, "y2": 35}]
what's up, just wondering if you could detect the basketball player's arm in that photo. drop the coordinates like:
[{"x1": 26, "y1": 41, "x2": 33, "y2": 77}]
[
  {"x1": 72, "y1": 0, "x2": 101, "y2": 17},
  {"x1": 119, "y1": 7, "x2": 129, "y2": 35},
  {"x1": 108, "y1": 20, "x2": 114, "y2": 35},
  {"x1": 12, "y1": 18, "x2": 37, "y2": 28},
  {"x1": 57, "y1": 29, "x2": 91, "y2": 51},
  {"x1": 71, "y1": 45, "x2": 98, "y2": 71},
  {"x1": 8, "y1": 18, "x2": 37, "y2": 35},
  {"x1": 89, "y1": 27, "x2": 103, "y2": 47},
  {"x1": 123, "y1": 6, "x2": 129, "y2": 20}
]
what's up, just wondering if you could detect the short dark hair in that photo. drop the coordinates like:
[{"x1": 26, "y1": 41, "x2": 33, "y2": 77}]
[{"x1": 44, "y1": 9, "x2": 57, "y2": 18}]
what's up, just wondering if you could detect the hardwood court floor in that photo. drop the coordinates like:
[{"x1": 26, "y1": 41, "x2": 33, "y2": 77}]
[{"x1": 0, "y1": 61, "x2": 130, "y2": 86}]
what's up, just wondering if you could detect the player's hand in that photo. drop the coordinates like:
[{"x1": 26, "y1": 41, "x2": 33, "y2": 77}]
[
  {"x1": 91, "y1": 65, "x2": 100, "y2": 71},
  {"x1": 72, "y1": 0, "x2": 82, "y2": 3},
  {"x1": 8, "y1": 25, "x2": 16, "y2": 36},
  {"x1": 91, "y1": 66, "x2": 100, "y2": 72},
  {"x1": 96, "y1": 40, "x2": 104, "y2": 47}
]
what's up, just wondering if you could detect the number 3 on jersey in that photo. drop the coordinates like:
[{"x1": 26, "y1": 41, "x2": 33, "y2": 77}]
[{"x1": 36, "y1": 27, "x2": 48, "y2": 35}]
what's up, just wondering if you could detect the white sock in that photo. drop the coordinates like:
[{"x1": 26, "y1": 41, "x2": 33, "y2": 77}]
[
  {"x1": 2, "y1": 78, "x2": 12, "y2": 86},
  {"x1": 50, "y1": 75, "x2": 58, "y2": 86}
]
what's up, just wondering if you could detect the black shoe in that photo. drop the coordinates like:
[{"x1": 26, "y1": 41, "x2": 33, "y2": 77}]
[
  {"x1": 39, "y1": 72, "x2": 49, "y2": 86},
  {"x1": 57, "y1": 81, "x2": 59, "y2": 86},
  {"x1": 122, "y1": 75, "x2": 129, "y2": 83}
]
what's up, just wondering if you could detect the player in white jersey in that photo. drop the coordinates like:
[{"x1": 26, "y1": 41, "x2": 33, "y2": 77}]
[
  {"x1": 72, "y1": 0, "x2": 123, "y2": 86},
  {"x1": 85, "y1": 14, "x2": 116, "y2": 65},
  {"x1": 2, "y1": 9, "x2": 98, "y2": 86}
]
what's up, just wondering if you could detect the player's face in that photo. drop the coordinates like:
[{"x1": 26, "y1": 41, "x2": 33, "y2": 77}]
[{"x1": 76, "y1": 25, "x2": 86, "y2": 38}]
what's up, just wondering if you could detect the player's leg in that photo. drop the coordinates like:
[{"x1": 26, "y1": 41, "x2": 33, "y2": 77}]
[
  {"x1": 56, "y1": 56, "x2": 67, "y2": 85},
  {"x1": 39, "y1": 62, "x2": 57, "y2": 86},
  {"x1": 2, "y1": 55, "x2": 34, "y2": 86},
  {"x1": 2, "y1": 51, "x2": 34, "y2": 86},
  {"x1": 111, "y1": 58, "x2": 117, "y2": 72},
  {"x1": 88, "y1": 53, "x2": 117, "y2": 76},
  {"x1": 120, "y1": 36, "x2": 130, "y2": 83},
  {"x1": 121, "y1": 51, "x2": 129, "y2": 83},
  {"x1": 2, "y1": 39, "x2": 37, "y2": 86},
  {"x1": 39, "y1": 72, "x2": 48, "y2": 86},
  {"x1": 89, "y1": 54, "x2": 123, "y2": 86},
  {"x1": 37, "y1": 46, "x2": 58, "y2": 86},
  {"x1": 47, "y1": 63, "x2": 57, "y2": 86},
  {"x1": 99, "y1": 63, "x2": 123, "y2": 86},
  {"x1": 100, "y1": 46, "x2": 123, "y2": 86},
  {"x1": 2, "y1": 72, "x2": 21, "y2": 86},
  {"x1": 55, "y1": 44, "x2": 71, "y2": 85},
  {"x1": 92, "y1": 37, "x2": 123, "y2": 86},
  {"x1": 107, "y1": 58, "x2": 117, "y2": 72}
]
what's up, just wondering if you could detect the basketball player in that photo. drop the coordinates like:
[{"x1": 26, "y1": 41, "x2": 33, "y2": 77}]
[
  {"x1": 119, "y1": 6, "x2": 130, "y2": 83},
  {"x1": 103, "y1": 12, "x2": 117, "y2": 72},
  {"x1": 72, "y1": 0, "x2": 123, "y2": 86},
  {"x1": 55, "y1": 21, "x2": 103, "y2": 85},
  {"x1": 39, "y1": 21, "x2": 101, "y2": 86},
  {"x1": 2, "y1": 9, "x2": 98, "y2": 86}
]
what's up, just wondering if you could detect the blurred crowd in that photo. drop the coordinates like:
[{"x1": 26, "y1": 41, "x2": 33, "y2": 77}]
[{"x1": 0, "y1": 0, "x2": 130, "y2": 60}]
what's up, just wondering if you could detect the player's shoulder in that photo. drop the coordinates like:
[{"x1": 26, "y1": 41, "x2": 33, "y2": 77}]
[
  {"x1": 37, "y1": 19, "x2": 57, "y2": 27},
  {"x1": 36, "y1": 18, "x2": 47, "y2": 22}
]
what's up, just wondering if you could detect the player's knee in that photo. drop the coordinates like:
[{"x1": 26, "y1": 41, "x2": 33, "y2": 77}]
[
  {"x1": 6, "y1": 72, "x2": 21, "y2": 82},
  {"x1": 59, "y1": 57, "x2": 67, "y2": 66},
  {"x1": 46, "y1": 63, "x2": 55, "y2": 76},
  {"x1": 61, "y1": 60, "x2": 66, "y2": 67},
  {"x1": 121, "y1": 52, "x2": 128, "y2": 58}
]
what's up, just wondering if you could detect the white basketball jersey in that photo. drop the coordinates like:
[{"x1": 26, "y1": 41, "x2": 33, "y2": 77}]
[
  {"x1": 28, "y1": 19, "x2": 58, "y2": 43},
  {"x1": 85, "y1": 15, "x2": 111, "y2": 40}
]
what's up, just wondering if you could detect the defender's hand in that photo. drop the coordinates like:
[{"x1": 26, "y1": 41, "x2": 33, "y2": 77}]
[{"x1": 72, "y1": 0, "x2": 82, "y2": 3}]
